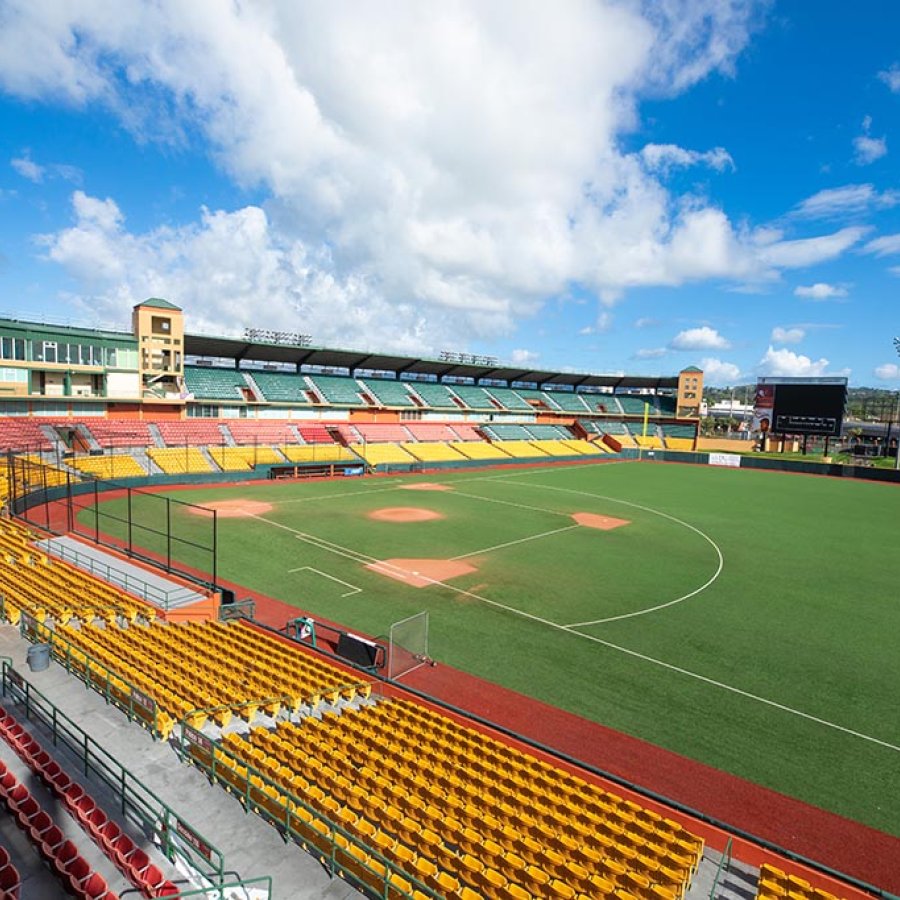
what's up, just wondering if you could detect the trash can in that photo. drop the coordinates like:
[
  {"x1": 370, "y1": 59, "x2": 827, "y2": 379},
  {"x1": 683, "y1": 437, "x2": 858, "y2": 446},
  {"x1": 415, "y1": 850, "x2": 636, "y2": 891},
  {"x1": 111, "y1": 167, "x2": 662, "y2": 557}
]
[{"x1": 26, "y1": 643, "x2": 50, "y2": 672}]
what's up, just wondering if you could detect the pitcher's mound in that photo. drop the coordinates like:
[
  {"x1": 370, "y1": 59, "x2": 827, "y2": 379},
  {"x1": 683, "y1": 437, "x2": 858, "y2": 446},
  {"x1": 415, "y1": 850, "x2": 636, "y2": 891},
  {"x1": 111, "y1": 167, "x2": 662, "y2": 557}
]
[
  {"x1": 366, "y1": 558, "x2": 475, "y2": 588},
  {"x1": 191, "y1": 499, "x2": 274, "y2": 518},
  {"x1": 573, "y1": 512, "x2": 630, "y2": 530},
  {"x1": 368, "y1": 507, "x2": 443, "y2": 523},
  {"x1": 400, "y1": 482, "x2": 453, "y2": 492}
]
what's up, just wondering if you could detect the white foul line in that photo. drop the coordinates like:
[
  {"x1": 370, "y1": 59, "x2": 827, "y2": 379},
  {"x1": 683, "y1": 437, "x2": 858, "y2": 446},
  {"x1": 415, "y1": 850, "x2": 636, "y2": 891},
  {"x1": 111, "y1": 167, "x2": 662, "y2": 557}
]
[{"x1": 286, "y1": 565, "x2": 362, "y2": 597}]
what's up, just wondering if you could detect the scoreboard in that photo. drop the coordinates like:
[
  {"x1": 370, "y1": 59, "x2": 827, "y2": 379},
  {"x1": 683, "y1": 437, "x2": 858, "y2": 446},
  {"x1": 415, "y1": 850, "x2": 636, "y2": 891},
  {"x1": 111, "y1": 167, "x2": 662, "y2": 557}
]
[{"x1": 753, "y1": 378, "x2": 847, "y2": 437}]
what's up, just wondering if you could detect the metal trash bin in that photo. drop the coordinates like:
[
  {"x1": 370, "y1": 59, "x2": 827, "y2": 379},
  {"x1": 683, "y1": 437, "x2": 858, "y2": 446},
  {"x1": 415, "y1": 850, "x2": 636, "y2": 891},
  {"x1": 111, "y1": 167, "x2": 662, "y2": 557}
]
[{"x1": 26, "y1": 643, "x2": 50, "y2": 672}]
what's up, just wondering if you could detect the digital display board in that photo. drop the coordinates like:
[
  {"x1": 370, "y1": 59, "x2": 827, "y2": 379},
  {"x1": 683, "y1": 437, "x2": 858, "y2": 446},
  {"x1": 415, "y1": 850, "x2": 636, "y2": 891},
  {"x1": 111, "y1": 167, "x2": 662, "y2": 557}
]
[{"x1": 752, "y1": 378, "x2": 847, "y2": 437}]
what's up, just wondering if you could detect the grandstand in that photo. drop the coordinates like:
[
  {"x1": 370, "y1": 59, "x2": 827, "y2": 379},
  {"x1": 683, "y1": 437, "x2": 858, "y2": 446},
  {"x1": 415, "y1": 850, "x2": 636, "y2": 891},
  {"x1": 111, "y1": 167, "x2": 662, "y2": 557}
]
[
  {"x1": 358, "y1": 378, "x2": 417, "y2": 408},
  {"x1": 247, "y1": 370, "x2": 314, "y2": 404},
  {"x1": 307, "y1": 374, "x2": 366, "y2": 406}
]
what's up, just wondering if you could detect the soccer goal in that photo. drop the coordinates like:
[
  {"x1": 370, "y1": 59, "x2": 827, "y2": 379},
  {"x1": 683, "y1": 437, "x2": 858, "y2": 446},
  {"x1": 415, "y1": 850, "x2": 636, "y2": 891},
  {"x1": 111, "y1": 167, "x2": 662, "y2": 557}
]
[{"x1": 388, "y1": 611, "x2": 431, "y2": 679}]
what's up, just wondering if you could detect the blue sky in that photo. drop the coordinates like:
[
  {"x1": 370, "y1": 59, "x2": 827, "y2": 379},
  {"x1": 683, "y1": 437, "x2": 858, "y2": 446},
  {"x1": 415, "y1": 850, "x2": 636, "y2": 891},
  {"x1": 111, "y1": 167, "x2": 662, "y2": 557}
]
[{"x1": 0, "y1": 1, "x2": 898, "y2": 386}]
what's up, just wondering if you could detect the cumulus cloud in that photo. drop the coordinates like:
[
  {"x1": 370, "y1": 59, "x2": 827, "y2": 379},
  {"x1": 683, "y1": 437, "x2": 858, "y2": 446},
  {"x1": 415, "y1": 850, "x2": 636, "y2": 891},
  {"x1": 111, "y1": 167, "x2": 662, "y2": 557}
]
[
  {"x1": 699, "y1": 357, "x2": 741, "y2": 386},
  {"x1": 793, "y1": 282, "x2": 848, "y2": 300},
  {"x1": 770, "y1": 326, "x2": 804, "y2": 344},
  {"x1": 0, "y1": 2, "x2": 860, "y2": 347},
  {"x1": 639, "y1": 144, "x2": 734, "y2": 174},
  {"x1": 875, "y1": 363, "x2": 900, "y2": 380},
  {"x1": 669, "y1": 326, "x2": 730, "y2": 351},
  {"x1": 11, "y1": 152, "x2": 43, "y2": 182},
  {"x1": 792, "y1": 184, "x2": 900, "y2": 219},
  {"x1": 758, "y1": 346, "x2": 830, "y2": 377},
  {"x1": 853, "y1": 116, "x2": 887, "y2": 165},
  {"x1": 861, "y1": 233, "x2": 900, "y2": 256},
  {"x1": 879, "y1": 64, "x2": 900, "y2": 93}
]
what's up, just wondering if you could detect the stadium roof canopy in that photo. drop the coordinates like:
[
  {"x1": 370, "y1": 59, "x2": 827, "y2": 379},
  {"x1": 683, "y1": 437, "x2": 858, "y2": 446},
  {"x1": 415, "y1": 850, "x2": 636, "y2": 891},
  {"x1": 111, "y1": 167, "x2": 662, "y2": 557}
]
[{"x1": 184, "y1": 333, "x2": 679, "y2": 391}]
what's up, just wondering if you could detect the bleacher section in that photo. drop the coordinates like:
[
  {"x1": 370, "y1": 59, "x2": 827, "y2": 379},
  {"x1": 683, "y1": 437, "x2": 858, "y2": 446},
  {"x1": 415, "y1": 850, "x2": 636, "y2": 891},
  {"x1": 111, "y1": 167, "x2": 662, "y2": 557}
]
[
  {"x1": 617, "y1": 395, "x2": 652, "y2": 416},
  {"x1": 0, "y1": 419, "x2": 56, "y2": 451},
  {"x1": 184, "y1": 365, "x2": 247, "y2": 401},
  {"x1": 405, "y1": 423, "x2": 461, "y2": 442},
  {"x1": 526, "y1": 424, "x2": 569, "y2": 440},
  {"x1": 633, "y1": 426, "x2": 663, "y2": 449},
  {"x1": 447, "y1": 385, "x2": 497, "y2": 410},
  {"x1": 207, "y1": 446, "x2": 283, "y2": 470},
  {"x1": 662, "y1": 423, "x2": 695, "y2": 451},
  {"x1": 528, "y1": 440, "x2": 578, "y2": 456},
  {"x1": 401, "y1": 442, "x2": 468, "y2": 463},
  {"x1": 85, "y1": 420, "x2": 152, "y2": 448},
  {"x1": 69, "y1": 454, "x2": 146, "y2": 480},
  {"x1": 407, "y1": 382, "x2": 460, "y2": 410},
  {"x1": 561, "y1": 439, "x2": 607, "y2": 455},
  {"x1": 542, "y1": 392, "x2": 590, "y2": 413},
  {"x1": 296, "y1": 424, "x2": 335, "y2": 444},
  {"x1": 280, "y1": 445, "x2": 359, "y2": 464},
  {"x1": 513, "y1": 388, "x2": 550, "y2": 408},
  {"x1": 359, "y1": 379, "x2": 416, "y2": 408},
  {"x1": 450, "y1": 441, "x2": 510, "y2": 460},
  {"x1": 492, "y1": 441, "x2": 549, "y2": 459},
  {"x1": 248, "y1": 371, "x2": 313, "y2": 404},
  {"x1": 483, "y1": 387, "x2": 532, "y2": 411},
  {"x1": 351, "y1": 443, "x2": 415, "y2": 468},
  {"x1": 657, "y1": 395, "x2": 677, "y2": 415},
  {"x1": 147, "y1": 447, "x2": 213, "y2": 474},
  {"x1": 757, "y1": 864, "x2": 843, "y2": 900},
  {"x1": 483, "y1": 424, "x2": 533, "y2": 441},
  {"x1": 355, "y1": 424, "x2": 412, "y2": 443},
  {"x1": 306, "y1": 374, "x2": 365, "y2": 407},
  {"x1": 227, "y1": 420, "x2": 300, "y2": 445},
  {"x1": 448, "y1": 424, "x2": 482, "y2": 441},
  {"x1": 156, "y1": 420, "x2": 223, "y2": 446}
]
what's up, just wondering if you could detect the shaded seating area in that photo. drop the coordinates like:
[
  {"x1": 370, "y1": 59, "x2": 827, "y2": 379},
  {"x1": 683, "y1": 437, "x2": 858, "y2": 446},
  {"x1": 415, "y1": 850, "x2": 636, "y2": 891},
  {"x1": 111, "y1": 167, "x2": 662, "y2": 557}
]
[
  {"x1": 247, "y1": 370, "x2": 313, "y2": 404},
  {"x1": 183, "y1": 365, "x2": 248, "y2": 401},
  {"x1": 359, "y1": 379, "x2": 416, "y2": 408},
  {"x1": 306, "y1": 374, "x2": 366, "y2": 406},
  {"x1": 407, "y1": 383, "x2": 461, "y2": 410}
]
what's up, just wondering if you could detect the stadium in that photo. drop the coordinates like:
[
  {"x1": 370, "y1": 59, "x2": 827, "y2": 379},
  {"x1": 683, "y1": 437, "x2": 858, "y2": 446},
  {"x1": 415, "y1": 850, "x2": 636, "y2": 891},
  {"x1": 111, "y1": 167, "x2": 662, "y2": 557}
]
[{"x1": 0, "y1": 299, "x2": 897, "y2": 900}]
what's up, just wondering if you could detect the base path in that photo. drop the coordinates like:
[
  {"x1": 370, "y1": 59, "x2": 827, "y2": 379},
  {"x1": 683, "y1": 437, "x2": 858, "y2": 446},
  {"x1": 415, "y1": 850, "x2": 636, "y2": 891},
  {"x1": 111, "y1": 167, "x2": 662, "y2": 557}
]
[
  {"x1": 190, "y1": 499, "x2": 274, "y2": 518},
  {"x1": 365, "y1": 558, "x2": 476, "y2": 588},
  {"x1": 399, "y1": 483, "x2": 454, "y2": 492}
]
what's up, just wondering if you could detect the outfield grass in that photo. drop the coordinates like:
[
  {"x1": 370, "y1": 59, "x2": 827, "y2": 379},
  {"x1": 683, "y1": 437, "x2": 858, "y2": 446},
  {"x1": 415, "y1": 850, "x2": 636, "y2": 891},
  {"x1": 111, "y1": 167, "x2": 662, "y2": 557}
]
[{"x1": 85, "y1": 461, "x2": 900, "y2": 836}]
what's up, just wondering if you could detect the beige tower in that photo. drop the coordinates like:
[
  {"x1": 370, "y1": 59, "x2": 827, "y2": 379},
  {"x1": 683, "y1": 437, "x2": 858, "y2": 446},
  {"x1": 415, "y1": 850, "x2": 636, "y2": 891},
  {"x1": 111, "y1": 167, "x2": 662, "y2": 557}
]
[
  {"x1": 132, "y1": 298, "x2": 185, "y2": 402},
  {"x1": 676, "y1": 366, "x2": 703, "y2": 419}
]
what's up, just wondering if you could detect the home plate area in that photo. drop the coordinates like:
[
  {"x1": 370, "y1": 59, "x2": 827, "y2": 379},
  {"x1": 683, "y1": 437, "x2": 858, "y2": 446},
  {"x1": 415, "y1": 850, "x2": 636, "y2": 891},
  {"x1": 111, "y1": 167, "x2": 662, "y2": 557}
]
[{"x1": 365, "y1": 558, "x2": 476, "y2": 588}]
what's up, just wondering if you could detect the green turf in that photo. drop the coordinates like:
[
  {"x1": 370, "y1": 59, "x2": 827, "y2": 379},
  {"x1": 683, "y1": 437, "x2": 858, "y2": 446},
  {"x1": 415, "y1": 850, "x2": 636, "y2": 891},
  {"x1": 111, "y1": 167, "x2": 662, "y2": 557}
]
[{"x1": 83, "y1": 461, "x2": 900, "y2": 836}]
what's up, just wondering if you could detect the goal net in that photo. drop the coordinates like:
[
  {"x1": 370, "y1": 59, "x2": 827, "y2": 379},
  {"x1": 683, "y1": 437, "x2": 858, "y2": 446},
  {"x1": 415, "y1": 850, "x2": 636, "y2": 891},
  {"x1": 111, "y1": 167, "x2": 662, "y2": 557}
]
[{"x1": 388, "y1": 611, "x2": 430, "y2": 680}]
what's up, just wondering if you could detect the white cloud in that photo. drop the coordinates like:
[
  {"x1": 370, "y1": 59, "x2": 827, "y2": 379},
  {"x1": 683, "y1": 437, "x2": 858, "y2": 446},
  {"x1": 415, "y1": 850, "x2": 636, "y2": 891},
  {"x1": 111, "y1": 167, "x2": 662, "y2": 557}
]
[
  {"x1": 11, "y1": 152, "x2": 43, "y2": 182},
  {"x1": 756, "y1": 227, "x2": 867, "y2": 268},
  {"x1": 640, "y1": 144, "x2": 734, "y2": 174},
  {"x1": 875, "y1": 363, "x2": 900, "y2": 381},
  {"x1": 699, "y1": 357, "x2": 741, "y2": 386},
  {"x1": 793, "y1": 282, "x2": 848, "y2": 300},
  {"x1": 879, "y1": 64, "x2": 900, "y2": 93},
  {"x1": 0, "y1": 2, "x2": 857, "y2": 341},
  {"x1": 770, "y1": 326, "x2": 804, "y2": 344},
  {"x1": 634, "y1": 317, "x2": 659, "y2": 329},
  {"x1": 633, "y1": 347, "x2": 667, "y2": 359},
  {"x1": 758, "y1": 346, "x2": 830, "y2": 378},
  {"x1": 792, "y1": 184, "x2": 899, "y2": 219},
  {"x1": 861, "y1": 233, "x2": 900, "y2": 256},
  {"x1": 853, "y1": 116, "x2": 887, "y2": 165},
  {"x1": 510, "y1": 348, "x2": 539, "y2": 365},
  {"x1": 890, "y1": 266, "x2": 900, "y2": 277},
  {"x1": 669, "y1": 326, "x2": 730, "y2": 351}
]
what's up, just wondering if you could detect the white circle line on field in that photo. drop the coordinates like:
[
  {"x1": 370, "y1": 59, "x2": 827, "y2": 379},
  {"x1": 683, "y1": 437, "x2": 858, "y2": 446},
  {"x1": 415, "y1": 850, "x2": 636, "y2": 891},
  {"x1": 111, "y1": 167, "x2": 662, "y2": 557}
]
[{"x1": 453, "y1": 476, "x2": 725, "y2": 626}]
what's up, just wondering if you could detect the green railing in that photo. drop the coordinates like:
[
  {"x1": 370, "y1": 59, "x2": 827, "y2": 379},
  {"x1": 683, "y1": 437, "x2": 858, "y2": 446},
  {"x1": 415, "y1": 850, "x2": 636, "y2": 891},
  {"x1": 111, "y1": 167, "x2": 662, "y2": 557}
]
[
  {"x1": 179, "y1": 721, "x2": 443, "y2": 900},
  {"x1": 709, "y1": 837, "x2": 733, "y2": 899},
  {"x1": 17, "y1": 613, "x2": 166, "y2": 739},
  {"x1": 0, "y1": 662, "x2": 227, "y2": 886}
]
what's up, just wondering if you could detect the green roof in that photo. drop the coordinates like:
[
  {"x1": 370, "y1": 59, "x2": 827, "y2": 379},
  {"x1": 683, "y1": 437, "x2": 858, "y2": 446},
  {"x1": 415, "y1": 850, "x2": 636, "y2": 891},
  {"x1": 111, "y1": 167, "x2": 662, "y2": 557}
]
[
  {"x1": 680, "y1": 366, "x2": 703, "y2": 373},
  {"x1": 136, "y1": 297, "x2": 181, "y2": 310}
]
